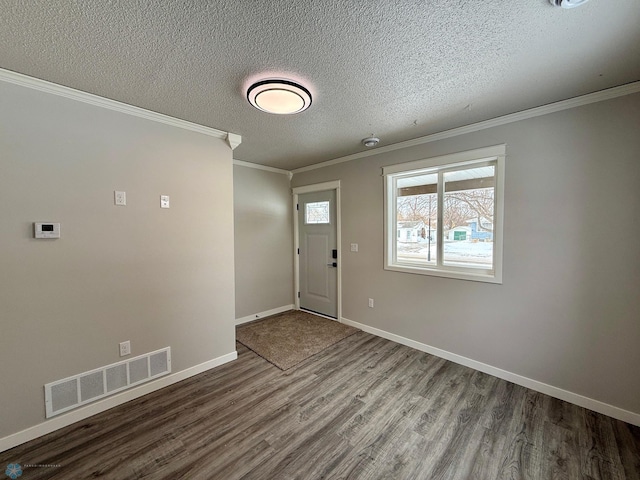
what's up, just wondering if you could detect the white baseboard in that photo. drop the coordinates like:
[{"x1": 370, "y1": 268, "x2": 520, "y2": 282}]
[
  {"x1": 235, "y1": 304, "x2": 294, "y2": 325},
  {"x1": 0, "y1": 351, "x2": 237, "y2": 453},
  {"x1": 341, "y1": 317, "x2": 640, "y2": 427}
]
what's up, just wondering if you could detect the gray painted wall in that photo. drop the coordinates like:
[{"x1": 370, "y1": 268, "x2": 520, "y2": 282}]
[
  {"x1": 0, "y1": 81, "x2": 236, "y2": 438},
  {"x1": 292, "y1": 93, "x2": 640, "y2": 415},
  {"x1": 233, "y1": 165, "x2": 293, "y2": 318}
]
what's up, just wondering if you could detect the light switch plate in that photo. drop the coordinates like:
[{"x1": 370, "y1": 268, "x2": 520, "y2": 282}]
[{"x1": 160, "y1": 195, "x2": 170, "y2": 208}]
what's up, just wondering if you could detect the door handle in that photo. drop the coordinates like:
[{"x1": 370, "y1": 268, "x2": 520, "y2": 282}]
[{"x1": 327, "y1": 262, "x2": 337, "y2": 267}]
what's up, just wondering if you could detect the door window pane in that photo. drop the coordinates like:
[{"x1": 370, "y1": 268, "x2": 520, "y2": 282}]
[{"x1": 305, "y1": 201, "x2": 330, "y2": 224}]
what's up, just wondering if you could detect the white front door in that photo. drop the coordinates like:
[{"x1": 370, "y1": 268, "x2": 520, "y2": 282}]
[{"x1": 298, "y1": 190, "x2": 337, "y2": 318}]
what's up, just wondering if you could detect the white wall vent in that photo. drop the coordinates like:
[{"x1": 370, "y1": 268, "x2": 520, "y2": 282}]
[{"x1": 44, "y1": 347, "x2": 171, "y2": 418}]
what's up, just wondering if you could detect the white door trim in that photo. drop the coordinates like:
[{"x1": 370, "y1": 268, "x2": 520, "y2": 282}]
[{"x1": 293, "y1": 181, "x2": 342, "y2": 321}]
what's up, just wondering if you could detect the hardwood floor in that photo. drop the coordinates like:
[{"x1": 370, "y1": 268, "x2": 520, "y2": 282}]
[{"x1": 2, "y1": 331, "x2": 639, "y2": 479}]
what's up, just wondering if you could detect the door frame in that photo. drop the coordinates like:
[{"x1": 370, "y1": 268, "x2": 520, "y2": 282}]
[{"x1": 292, "y1": 180, "x2": 342, "y2": 321}]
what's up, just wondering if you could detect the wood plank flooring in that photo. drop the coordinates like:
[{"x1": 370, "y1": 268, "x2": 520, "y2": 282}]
[{"x1": 1, "y1": 331, "x2": 639, "y2": 479}]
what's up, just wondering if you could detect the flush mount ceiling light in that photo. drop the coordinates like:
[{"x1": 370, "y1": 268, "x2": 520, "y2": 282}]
[
  {"x1": 549, "y1": 0, "x2": 589, "y2": 8},
  {"x1": 362, "y1": 136, "x2": 380, "y2": 148},
  {"x1": 247, "y1": 79, "x2": 312, "y2": 114}
]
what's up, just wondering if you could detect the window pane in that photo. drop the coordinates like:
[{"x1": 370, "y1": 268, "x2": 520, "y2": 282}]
[
  {"x1": 384, "y1": 145, "x2": 504, "y2": 282},
  {"x1": 396, "y1": 173, "x2": 437, "y2": 265},
  {"x1": 443, "y1": 165, "x2": 495, "y2": 269},
  {"x1": 305, "y1": 201, "x2": 330, "y2": 224}
]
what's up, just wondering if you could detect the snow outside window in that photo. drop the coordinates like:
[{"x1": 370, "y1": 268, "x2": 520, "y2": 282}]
[{"x1": 383, "y1": 145, "x2": 505, "y2": 284}]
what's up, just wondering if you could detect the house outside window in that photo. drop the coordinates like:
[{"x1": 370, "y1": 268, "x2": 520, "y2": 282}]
[{"x1": 383, "y1": 145, "x2": 505, "y2": 283}]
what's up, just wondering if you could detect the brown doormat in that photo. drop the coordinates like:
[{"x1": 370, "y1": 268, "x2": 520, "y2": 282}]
[{"x1": 236, "y1": 310, "x2": 359, "y2": 370}]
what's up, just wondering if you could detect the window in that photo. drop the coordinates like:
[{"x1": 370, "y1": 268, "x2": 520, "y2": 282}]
[
  {"x1": 305, "y1": 201, "x2": 330, "y2": 224},
  {"x1": 384, "y1": 145, "x2": 505, "y2": 283}
]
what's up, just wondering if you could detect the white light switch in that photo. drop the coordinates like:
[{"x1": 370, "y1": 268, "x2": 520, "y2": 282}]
[
  {"x1": 160, "y1": 195, "x2": 170, "y2": 208},
  {"x1": 114, "y1": 191, "x2": 126, "y2": 206},
  {"x1": 350, "y1": 243, "x2": 359, "y2": 252}
]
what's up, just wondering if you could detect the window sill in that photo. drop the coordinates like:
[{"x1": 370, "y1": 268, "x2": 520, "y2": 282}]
[{"x1": 384, "y1": 263, "x2": 502, "y2": 284}]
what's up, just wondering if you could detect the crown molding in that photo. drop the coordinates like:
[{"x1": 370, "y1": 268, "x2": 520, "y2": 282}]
[
  {"x1": 292, "y1": 81, "x2": 640, "y2": 175},
  {"x1": 233, "y1": 159, "x2": 290, "y2": 176},
  {"x1": 226, "y1": 133, "x2": 242, "y2": 150},
  {"x1": 0, "y1": 68, "x2": 238, "y2": 142}
]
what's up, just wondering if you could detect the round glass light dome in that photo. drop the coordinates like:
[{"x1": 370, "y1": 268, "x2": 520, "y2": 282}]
[{"x1": 247, "y1": 79, "x2": 312, "y2": 114}]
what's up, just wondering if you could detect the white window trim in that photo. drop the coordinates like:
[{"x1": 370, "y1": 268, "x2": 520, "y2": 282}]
[{"x1": 383, "y1": 145, "x2": 505, "y2": 284}]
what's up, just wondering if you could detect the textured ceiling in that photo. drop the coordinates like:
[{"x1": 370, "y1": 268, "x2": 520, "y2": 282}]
[{"x1": 1, "y1": 0, "x2": 639, "y2": 170}]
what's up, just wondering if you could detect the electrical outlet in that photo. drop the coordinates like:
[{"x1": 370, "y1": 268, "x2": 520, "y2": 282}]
[
  {"x1": 368, "y1": 298, "x2": 374, "y2": 308},
  {"x1": 350, "y1": 243, "x2": 359, "y2": 252},
  {"x1": 119, "y1": 341, "x2": 131, "y2": 357},
  {"x1": 160, "y1": 195, "x2": 170, "y2": 208},
  {"x1": 114, "y1": 191, "x2": 126, "y2": 206}
]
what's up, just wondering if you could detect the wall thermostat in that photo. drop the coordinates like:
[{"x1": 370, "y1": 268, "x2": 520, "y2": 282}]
[{"x1": 34, "y1": 222, "x2": 61, "y2": 239}]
